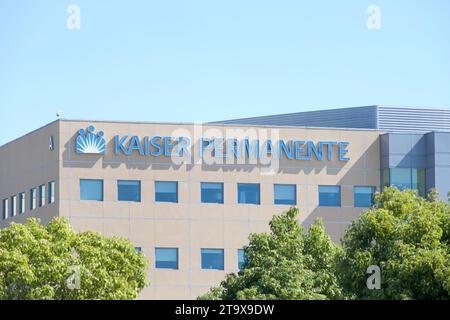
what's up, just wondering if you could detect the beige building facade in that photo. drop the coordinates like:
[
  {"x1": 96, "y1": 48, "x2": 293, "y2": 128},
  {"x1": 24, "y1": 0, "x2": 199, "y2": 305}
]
[{"x1": 0, "y1": 119, "x2": 382, "y2": 299}]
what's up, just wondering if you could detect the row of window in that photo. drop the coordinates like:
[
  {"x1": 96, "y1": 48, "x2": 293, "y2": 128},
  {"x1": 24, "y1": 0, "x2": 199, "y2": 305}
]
[
  {"x1": 382, "y1": 168, "x2": 426, "y2": 197},
  {"x1": 1, "y1": 181, "x2": 377, "y2": 220},
  {"x1": 80, "y1": 179, "x2": 376, "y2": 208},
  {"x1": 2, "y1": 182, "x2": 55, "y2": 220},
  {"x1": 140, "y1": 247, "x2": 245, "y2": 271}
]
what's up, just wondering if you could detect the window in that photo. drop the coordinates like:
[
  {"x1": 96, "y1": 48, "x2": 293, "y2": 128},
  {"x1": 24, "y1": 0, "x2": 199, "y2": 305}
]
[
  {"x1": 19, "y1": 192, "x2": 25, "y2": 214},
  {"x1": 2, "y1": 198, "x2": 8, "y2": 220},
  {"x1": 412, "y1": 169, "x2": 426, "y2": 197},
  {"x1": 10, "y1": 196, "x2": 17, "y2": 217},
  {"x1": 238, "y1": 183, "x2": 260, "y2": 205},
  {"x1": 383, "y1": 168, "x2": 426, "y2": 197},
  {"x1": 238, "y1": 249, "x2": 245, "y2": 270},
  {"x1": 274, "y1": 184, "x2": 296, "y2": 205},
  {"x1": 201, "y1": 248, "x2": 224, "y2": 270},
  {"x1": 118, "y1": 180, "x2": 141, "y2": 202},
  {"x1": 155, "y1": 181, "x2": 178, "y2": 203},
  {"x1": 48, "y1": 181, "x2": 55, "y2": 204},
  {"x1": 381, "y1": 168, "x2": 389, "y2": 191},
  {"x1": 389, "y1": 168, "x2": 411, "y2": 191},
  {"x1": 354, "y1": 186, "x2": 376, "y2": 208},
  {"x1": 39, "y1": 185, "x2": 46, "y2": 207},
  {"x1": 155, "y1": 248, "x2": 179, "y2": 269},
  {"x1": 80, "y1": 179, "x2": 104, "y2": 201},
  {"x1": 135, "y1": 247, "x2": 142, "y2": 253},
  {"x1": 318, "y1": 185, "x2": 341, "y2": 207},
  {"x1": 30, "y1": 188, "x2": 37, "y2": 210},
  {"x1": 201, "y1": 182, "x2": 224, "y2": 204}
]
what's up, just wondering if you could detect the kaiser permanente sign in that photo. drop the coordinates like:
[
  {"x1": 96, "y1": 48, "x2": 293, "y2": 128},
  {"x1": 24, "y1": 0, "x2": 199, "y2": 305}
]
[{"x1": 113, "y1": 135, "x2": 350, "y2": 161}]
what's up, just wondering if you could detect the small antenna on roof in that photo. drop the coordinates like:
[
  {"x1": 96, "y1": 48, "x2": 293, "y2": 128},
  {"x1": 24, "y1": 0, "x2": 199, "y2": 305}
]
[{"x1": 56, "y1": 110, "x2": 63, "y2": 118}]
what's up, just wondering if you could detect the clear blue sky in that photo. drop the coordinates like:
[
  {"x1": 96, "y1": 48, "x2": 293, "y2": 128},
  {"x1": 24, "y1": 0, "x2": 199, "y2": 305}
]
[{"x1": 1, "y1": 0, "x2": 450, "y2": 145}]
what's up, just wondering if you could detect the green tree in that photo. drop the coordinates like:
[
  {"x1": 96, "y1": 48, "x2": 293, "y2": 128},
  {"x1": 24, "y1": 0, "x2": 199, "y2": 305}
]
[
  {"x1": 337, "y1": 187, "x2": 450, "y2": 299},
  {"x1": 198, "y1": 207, "x2": 342, "y2": 300},
  {"x1": 0, "y1": 217, "x2": 148, "y2": 300}
]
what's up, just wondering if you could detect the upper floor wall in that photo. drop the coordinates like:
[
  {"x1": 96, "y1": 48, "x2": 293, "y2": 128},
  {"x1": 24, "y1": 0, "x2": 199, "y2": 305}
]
[
  {"x1": 0, "y1": 121, "x2": 60, "y2": 227},
  {"x1": 380, "y1": 131, "x2": 450, "y2": 198},
  {"x1": 58, "y1": 120, "x2": 381, "y2": 183}
]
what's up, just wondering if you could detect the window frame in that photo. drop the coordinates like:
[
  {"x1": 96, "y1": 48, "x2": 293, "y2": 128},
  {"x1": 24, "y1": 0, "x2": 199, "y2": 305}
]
[
  {"x1": 30, "y1": 188, "x2": 37, "y2": 211},
  {"x1": 383, "y1": 168, "x2": 426, "y2": 197},
  {"x1": 80, "y1": 179, "x2": 104, "y2": 201},
  {"x1": 48, "y1": 181, "x2": 55, "y2": 204},
  {"x1": 19, "y1": 192, "x2": 26, "y2": 214},
  {"x1": 201, "y1": 248, "x2": 225, "y2": 270},
  {"x1": 237, "y1": 183, "x2": 261, "y2": 205},
  {"x1": 155, "y1": 247, "x2": 179, "y2": 270},
  {"x1": 237, "y1": 249, "x2": 245, "y2": 270},
  {"x1": 201, "y1": 182, "x2": 224, "y2": 204},
  {"x1": 155, "y1": 181, "x2": 178, "y2": 203},
  {"x1": 354, "y1": 186, "x2": 376, "y2": 208},
  {"x1": 274, "y1": 184, "x2": 297, "y2": 205},
  {"x1": 2, "y1": 198, "x2": 9, "y2": 220},
  {"x1": 10, "y1": 195, "x2": 17, "y2": 217},
  {"x1": 318, "y1": 185, "x2": 341, "y2": 207},
  {"x1": 117, "y1": 180, "x2": 141, "y2": 202},
  {"x1": 38, "y1": 184, "x2": 46, "y2": 207}
]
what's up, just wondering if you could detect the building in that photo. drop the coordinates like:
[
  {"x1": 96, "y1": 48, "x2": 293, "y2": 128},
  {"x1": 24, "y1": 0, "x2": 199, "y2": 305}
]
[{"x1": 0, "y1": 105, "x2": 449, "y2": 299}]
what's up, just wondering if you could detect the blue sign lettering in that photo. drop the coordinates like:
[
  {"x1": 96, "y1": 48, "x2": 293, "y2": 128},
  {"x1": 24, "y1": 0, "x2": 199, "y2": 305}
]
[{"x1": 97, "y1": 131, "x2": 350, "y2": 161}]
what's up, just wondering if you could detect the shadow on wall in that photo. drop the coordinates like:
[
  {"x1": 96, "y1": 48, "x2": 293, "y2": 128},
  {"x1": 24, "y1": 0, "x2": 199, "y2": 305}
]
[
  {"x1": 301, "y1": 139, "x2": 379, "y2": 243},
  {"x1": 62, "y1": 132, "x2": 103, "y2": 169}
]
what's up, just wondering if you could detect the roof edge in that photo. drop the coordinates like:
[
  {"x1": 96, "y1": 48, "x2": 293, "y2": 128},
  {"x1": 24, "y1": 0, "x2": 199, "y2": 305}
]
[{"x1": 0, "y1": 119, "x2": 60, "y2": 150}]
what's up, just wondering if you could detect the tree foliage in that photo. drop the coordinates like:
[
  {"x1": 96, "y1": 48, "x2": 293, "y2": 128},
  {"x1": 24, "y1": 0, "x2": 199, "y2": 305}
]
[
  {"x1": 337, "y1": 187, "x2": 450, "y2": 299},
  {"x1": 198, "y1": 207, "x2": 342, "y2": 300},
  {"x1": 200, "y1": 188, "x2": 450, "y2": 300},
  {"x1": 0, "y1": 217, "x2": 148, "y2": 300}
]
